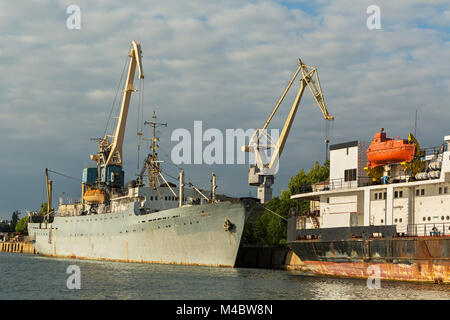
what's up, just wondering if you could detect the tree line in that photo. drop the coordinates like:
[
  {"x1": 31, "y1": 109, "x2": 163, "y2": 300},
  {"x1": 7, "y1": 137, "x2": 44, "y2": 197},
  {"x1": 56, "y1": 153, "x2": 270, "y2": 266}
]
[
  {"x1": 0, "y1": 203, "x2": 48, "y2": 234},
  {"x1": 241, "y1": 160, "x2": 329, "y2": 246}
]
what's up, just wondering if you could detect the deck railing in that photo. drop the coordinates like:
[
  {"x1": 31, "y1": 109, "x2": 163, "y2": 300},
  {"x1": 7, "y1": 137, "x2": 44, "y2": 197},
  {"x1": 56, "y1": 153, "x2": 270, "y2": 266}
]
[
  {"x1": 292, "y1": 176, "x2": 372, "y2": 194},
  {"x1": 407, "y1": 222, "x2": 450, "y2": 237}
]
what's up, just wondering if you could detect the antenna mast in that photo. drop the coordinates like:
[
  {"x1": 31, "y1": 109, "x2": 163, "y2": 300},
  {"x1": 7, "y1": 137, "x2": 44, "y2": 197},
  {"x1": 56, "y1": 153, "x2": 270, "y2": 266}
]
[{"x1": 144, "y1": 111, "x2": 167, "y2": 189}]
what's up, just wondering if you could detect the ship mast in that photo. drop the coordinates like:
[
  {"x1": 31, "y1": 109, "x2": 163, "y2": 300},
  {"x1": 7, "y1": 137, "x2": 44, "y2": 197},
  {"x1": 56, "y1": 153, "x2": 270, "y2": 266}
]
[{"x1": 144, "y1": 111, "x2": 167, "y2": 189}]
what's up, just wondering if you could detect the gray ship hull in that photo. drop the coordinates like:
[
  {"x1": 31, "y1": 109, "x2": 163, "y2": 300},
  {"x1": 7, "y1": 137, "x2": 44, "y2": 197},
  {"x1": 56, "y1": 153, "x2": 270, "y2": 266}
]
[{"x1": 28, "y1": 201, "x2": 251, "y2": 267}]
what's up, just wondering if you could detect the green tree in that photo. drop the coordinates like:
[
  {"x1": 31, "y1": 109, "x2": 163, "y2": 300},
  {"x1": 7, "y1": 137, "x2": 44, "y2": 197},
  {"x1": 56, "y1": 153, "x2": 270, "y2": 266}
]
[
  {"x1": 0, "y1": 222, "x2": 10, "y2": 232},
  {"x1": 39, "y1": 202, "x2": 48, "y2": 215},
  {"x1": 15, "y1": 217, "x2": 28, "y2": 234},
  {"x1": 242, "y1": 161, "x2": 330, "y2": 246},
  {"x1": 10, "y1": 211, "x2": 20, "y2": 232}
]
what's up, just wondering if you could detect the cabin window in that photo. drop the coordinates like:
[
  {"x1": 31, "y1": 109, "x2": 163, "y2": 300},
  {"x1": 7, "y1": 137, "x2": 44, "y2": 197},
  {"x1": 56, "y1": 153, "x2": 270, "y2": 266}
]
[
  {"x1": 383, "y1": 192, "x2": 387, "y2": 199},
  {"x1": 155, "y1": 196, "x2": 158, "y2": 201},
  {"x1": 374, "y1": 193, "x2": 378, "y2": 200},
  {"x1": 439, "y1": 187, "x2": 443, "y2": 194},
  {"x1": 445, "y1": 187, "x2": 448, "y2": 194},
  {"x1": 378, "y1": 192, "x2": 383, "y2": 200},
  {"x1": 416, "y1": 189, "x2": 419, "y2": 196},
  {"x1": 394, "y1": 191, "x2": 398, "y2": 198},
  {"x1": 399, "y1": 191, "x2": 403, "y2": 198},
  {"x1": 344, "y1": 168, "x2": 357, "y2": 182},
  {"x1": 421, "y1": 189, "x2": 425, "y2": 196},
  {"x1": 326, "y1": 197, "x2": 330, "y2": 203}
]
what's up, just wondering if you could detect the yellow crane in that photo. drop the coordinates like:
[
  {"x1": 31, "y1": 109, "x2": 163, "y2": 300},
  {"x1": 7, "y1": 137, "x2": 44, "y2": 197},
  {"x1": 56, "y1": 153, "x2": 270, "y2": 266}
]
[
  {"x1": 85, "y1": 41, "x2": 144, "y2": 203},
  {"x1": 243, "y1": 59, "x2": 334, "y2": 203},
  {"x1": 96, "y1": 40, "x2": 144, "y2": 168}
]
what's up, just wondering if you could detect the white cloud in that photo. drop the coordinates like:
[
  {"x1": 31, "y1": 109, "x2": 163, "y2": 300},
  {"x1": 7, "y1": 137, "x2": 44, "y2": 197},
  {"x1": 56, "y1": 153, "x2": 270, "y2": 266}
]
[{"x1": 0, "y1": 0, "x2": 448, "y2": 217}]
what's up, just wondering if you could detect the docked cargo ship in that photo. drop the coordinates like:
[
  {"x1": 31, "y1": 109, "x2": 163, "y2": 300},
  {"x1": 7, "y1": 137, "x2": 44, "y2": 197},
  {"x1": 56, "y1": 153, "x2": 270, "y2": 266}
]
[
  {"x1": 288, "y1": 129, "x2": 449, "y2": 283},
  {"x1": 27, "y1": 41, "x2": 254, "y2": 267}
]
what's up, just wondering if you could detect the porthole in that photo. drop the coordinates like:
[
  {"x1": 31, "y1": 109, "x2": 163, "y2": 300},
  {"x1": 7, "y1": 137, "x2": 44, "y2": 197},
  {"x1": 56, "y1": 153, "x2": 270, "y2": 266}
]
[
  {"x1": 381, "y1": 219, "x2": 384, "y2": 223},
  {"x1": 447, "y1": 216, "x2": 450, "y2": 220},
  {"x1": 442, "y1": 216, "x2": 445, "y2": 221},
  {"x1": 427, "y1": 217, "x2": 431, "y2": 221},
  {"x1": 399, "y1": 218, "x2": 402, "y2": 223},
  {"x1": 394, "y1": 219, "x2": 398, "y2": 223}
]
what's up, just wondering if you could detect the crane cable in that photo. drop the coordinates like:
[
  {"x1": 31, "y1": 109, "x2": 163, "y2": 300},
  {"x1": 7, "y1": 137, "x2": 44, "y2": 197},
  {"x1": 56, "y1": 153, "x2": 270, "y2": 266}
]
[
  {"x1": 47, "y1": 169, "x2": 82, "y2": 182},
  {"x1": 157, "y1": 144, "x2": 210, "y2": 191},
  {"x1": 255, "y1": 202, "x2": 288, "y2": 222},
  {"x1": 104, "y1": 53, "x2": 130, "y2": 138}
]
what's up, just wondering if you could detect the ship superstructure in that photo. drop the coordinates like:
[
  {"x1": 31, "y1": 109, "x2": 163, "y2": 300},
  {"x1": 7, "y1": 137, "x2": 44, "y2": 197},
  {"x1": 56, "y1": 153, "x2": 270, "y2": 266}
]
[
  {"x1": 27, "y1": 41, "x2": 254, "y2": 267},
  {"x1": 288, "y1": 129, "x2": 450, "y2": 283}
]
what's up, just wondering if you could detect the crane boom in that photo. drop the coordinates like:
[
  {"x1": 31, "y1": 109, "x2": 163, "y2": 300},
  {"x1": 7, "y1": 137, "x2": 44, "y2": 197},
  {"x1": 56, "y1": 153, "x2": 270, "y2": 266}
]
[
  {"x1": 244, "y1": 59, "x2": 334, "y2": 203},
  {"x1": 104, "y1": 40, "x2": 144, "y2": 167}
]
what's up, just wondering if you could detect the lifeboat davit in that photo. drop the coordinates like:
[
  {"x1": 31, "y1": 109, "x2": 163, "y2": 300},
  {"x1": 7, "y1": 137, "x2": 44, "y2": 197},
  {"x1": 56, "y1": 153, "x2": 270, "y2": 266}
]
[
  {"x1": 83, "y1": 188, "x2": 106, "y2": 204},
  {"x1": 366, "y1": 128, "x2": 415, "y2": 169}
]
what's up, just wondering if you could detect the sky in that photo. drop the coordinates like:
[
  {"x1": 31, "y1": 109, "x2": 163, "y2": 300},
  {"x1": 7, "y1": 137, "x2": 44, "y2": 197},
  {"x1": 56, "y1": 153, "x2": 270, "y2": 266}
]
[{"x1": 0, "y1": 0, "x2": 449, "y2": 219}]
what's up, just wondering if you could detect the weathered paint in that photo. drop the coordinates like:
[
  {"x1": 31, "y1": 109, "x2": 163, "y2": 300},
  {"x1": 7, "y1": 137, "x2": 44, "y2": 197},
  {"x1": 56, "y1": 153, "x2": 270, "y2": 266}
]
[
  {"x1": 38, "y1": 252, "x2": 235, "y2": 268},
  {"x1": 288, "y1": 237, "x2": 450, "y2": 284},
  {"x1": 300, "y1": 260, "x2": 449, "y2": 284},
  {"x1": 28, "y1": 201, "x2": 251, "y2": 267}
]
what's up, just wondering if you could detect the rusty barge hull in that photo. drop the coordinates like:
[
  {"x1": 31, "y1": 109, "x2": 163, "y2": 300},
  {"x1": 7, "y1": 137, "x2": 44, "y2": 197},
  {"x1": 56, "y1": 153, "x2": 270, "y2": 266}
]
[
  {"x1": 288, "y1": 237, "x2": 450, "y2": 284},
  {"x1": 28, "y1": 201, "x2": 249, "y2": 267}
]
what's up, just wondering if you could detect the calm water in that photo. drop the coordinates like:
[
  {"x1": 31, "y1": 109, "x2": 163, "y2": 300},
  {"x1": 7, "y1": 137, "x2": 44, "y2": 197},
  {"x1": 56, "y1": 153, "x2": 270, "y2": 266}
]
[{"x1": 0, "y1": 252, "x2": 448, "y2": 300}]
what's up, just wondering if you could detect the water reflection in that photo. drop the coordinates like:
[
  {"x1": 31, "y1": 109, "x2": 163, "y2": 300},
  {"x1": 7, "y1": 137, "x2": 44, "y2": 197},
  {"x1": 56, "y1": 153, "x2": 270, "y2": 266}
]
[{"x1": 0, "y1": 253, "x2": 448, "y2": 300}]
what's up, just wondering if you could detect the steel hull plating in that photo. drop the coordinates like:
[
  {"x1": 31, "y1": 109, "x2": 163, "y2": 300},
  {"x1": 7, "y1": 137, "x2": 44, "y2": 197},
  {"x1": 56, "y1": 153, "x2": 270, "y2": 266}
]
[
  {"x1": 288, "y1": 237, "x2": 450, "y2": 283},
  {"x1": 28, "y1": 201, "x2": 249, "y2": 267}
]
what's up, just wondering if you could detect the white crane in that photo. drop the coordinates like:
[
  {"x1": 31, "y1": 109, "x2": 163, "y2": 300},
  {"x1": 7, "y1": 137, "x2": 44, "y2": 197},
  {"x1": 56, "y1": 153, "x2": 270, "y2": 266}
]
[{"x1": 243, "y1": 59, "x2": 334, "y2": 203}]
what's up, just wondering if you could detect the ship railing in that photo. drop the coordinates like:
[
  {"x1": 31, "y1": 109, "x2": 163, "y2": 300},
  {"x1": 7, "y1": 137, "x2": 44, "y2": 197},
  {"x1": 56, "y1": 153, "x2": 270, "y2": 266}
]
[
  {"x1": 407, "y1": 222, "x2": 450, "y2": 237},
  {"x1": 422, "y1": 144, "x2": 446, "y2": 156},
  {"x1": 292, "y1": 176, "x2": 371, "y2": 194}
]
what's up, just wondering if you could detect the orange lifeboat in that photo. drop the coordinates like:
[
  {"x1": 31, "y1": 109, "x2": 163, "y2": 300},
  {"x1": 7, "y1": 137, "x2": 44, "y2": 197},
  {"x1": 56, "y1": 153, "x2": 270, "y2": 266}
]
[
  {"x1": 83, "y1": 188, "x2": 106, "y2": 204},
  {"x1": 366, "y1": 128, "x2": 415, "y2": 169}
]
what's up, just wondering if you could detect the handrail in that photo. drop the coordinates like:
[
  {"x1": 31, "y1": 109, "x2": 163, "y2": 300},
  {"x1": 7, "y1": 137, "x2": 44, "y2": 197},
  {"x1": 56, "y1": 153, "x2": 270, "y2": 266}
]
[
  {"x1": 407, "y1": 222, "x2": 450, "y2": 237},
  {"x1": 291, "y1": 176, "x2": 371, "y2": 194}
]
